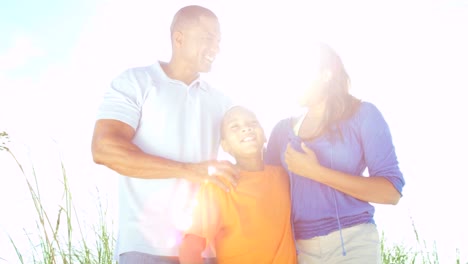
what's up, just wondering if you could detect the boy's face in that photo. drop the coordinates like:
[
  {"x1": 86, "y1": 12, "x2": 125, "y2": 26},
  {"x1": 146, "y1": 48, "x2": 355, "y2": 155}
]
[{"x1": 221, "y1": 107, "x2": 266, "y2": 158}]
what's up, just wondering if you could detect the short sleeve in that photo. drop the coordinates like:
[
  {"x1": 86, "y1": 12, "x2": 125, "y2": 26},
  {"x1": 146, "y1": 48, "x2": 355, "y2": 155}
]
[
  {"x1": 185, "y1": 184, "x2": 222, "y2": 244},
  {"x1": 359, "y1": 103, "x2": 405, "y2": 194},
  {"x1": 96, "y1": 68, "x2": 143, "y2": 130}
]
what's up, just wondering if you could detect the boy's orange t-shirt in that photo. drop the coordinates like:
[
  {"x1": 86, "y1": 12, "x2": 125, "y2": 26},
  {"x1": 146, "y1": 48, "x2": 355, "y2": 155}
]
[{"x1": 186, "y1": 165, "x2": 297, "y2": 264}]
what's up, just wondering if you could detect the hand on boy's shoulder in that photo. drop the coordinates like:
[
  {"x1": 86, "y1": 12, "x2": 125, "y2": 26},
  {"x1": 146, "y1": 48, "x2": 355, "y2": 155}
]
[
  {"x1": 201, "y1": 176, "x2": 236, "y2": 195},
  {"x1": 198, "y1": 165, "x2": 289, "y2": 200}
]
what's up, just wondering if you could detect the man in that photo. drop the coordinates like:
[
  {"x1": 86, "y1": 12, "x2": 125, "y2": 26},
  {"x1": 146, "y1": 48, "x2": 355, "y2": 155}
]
[{"x1": 91, "y1": 5, "x2": 238, "y2": 263}]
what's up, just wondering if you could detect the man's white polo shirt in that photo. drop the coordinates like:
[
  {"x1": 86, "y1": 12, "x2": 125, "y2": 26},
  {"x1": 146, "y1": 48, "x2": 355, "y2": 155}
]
[{"x1": 96, "y1": 62, "x2": 232, "y2": 258}]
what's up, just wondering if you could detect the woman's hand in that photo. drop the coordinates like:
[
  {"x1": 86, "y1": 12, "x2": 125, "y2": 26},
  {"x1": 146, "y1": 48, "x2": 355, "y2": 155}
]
[
  {"x1": 284, "y1": 142, "x2": 322, "y2": 180},
  {"x1": 285, "y1": 142, "x2": 401, "y2": 204}
]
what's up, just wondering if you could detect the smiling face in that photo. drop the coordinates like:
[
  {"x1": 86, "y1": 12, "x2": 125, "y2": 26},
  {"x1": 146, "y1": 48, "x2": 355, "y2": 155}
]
[
  {"x1": 220, "y1": 106, "x2": 266, "y2": 160},
  {"x1": 297, "y1": 69, "x2": 331, "y2": 108},
  {"x1": 293, "y1": 44, "x2": 332, "y2": 108},
  {"x1": 175, "y1": 15, "x2": 221, "y2": 73}
]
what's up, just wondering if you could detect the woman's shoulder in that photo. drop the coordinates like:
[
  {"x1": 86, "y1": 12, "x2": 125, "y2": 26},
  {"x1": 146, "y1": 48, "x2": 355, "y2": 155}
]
[
  {"x1": 348, "y1": 101, "x2": 390, "y2": 134},
  {"x1": 271, "y1": 117, "x2": 293, "y2": 132},
  {"x1": 357, "y1": 101, "x2": 380, "y2": 114},
  {"x1": 352, "y1": 101, "x2": 385, "y2": 122}
]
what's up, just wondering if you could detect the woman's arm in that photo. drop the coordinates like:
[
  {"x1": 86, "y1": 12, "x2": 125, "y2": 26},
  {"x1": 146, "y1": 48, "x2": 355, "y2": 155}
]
[{"x1": 284, "y1": 142, "x2": 401, "y2": 205}]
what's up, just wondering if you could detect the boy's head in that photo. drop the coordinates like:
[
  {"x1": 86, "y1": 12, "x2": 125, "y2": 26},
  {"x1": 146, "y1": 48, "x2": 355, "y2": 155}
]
[{"x1": 220, "y1": 106, "x2": 266, "y2": 160}]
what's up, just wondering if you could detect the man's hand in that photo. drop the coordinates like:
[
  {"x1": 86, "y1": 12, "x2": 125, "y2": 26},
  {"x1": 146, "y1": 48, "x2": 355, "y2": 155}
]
[{"x1": 184, "y1": 160, "x2": 239, "y2": 192}]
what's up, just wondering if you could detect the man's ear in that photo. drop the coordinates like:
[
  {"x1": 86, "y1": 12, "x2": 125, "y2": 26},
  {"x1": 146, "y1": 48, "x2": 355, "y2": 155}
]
[{"x1": 173, "y1": 31, "x2": 184, "y2": 48}]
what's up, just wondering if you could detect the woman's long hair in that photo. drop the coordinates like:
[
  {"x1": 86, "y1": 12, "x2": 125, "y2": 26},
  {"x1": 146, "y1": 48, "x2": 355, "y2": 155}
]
[{"x1": 317, "y1": 43, "x2": 361, "y2": 141}]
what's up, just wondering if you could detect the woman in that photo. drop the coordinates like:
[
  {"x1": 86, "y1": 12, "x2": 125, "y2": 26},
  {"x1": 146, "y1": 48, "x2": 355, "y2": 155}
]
[{"x1": 265, "y1": 42, "x2": 405, "y2": 263}]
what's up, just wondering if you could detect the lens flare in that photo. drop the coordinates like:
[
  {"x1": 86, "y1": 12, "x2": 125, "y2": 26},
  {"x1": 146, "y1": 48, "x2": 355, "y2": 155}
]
[{"x1": 208, "y1": 166, "x2": 216, "y2": 176}]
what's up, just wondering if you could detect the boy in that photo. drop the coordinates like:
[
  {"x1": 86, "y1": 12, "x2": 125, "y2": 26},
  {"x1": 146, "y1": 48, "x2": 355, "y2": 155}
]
[{"x1": 179, "y1": 106, "x2": 297, "y2": 264}]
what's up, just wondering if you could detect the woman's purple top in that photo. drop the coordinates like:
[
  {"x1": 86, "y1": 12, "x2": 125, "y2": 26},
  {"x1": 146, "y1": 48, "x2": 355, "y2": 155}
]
[{"x1": 265, "y1": 102, "x2": 405, "y2": 240}]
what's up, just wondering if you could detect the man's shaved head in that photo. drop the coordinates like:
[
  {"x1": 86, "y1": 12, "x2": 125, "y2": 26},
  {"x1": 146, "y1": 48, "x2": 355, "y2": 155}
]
[{"x1": 170, "y1": 5, "x2": 218, "y2": 34}]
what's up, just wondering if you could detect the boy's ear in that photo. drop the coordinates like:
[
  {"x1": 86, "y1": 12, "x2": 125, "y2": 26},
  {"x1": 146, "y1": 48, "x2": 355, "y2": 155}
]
[{"x1": 221, "y1": 139, "x2": 231, "y2": 154}]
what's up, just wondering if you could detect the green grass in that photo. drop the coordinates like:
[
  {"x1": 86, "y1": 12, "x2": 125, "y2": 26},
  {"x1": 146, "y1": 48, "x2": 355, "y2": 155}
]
[
  {"x1": 1, "y1": 131, "x2": 466, "y2": 264},
  {"x1": 1, "y1": 131, "x2": 116, "y2": 264},
  {"x1": 380, "y1": 216, "x2": 465, "y2": 264}
]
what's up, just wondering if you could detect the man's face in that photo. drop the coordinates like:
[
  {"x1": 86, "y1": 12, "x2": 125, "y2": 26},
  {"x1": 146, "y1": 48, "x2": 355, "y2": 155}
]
[
  {"x1": 221, "y1": 107, "x2": 266, "y2": 159},
  {"x1": 179, "y1": 16, "x2": 221, "y2": 73}
]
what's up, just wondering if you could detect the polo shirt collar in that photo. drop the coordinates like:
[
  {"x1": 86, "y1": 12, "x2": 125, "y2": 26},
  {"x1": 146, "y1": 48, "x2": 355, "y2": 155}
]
[{"x1": 154, "y1": 62, "x2": 207, "y2": 91}]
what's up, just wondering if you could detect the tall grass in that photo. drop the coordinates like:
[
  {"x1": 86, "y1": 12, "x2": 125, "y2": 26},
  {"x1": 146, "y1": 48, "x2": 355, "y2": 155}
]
[
  {"x1": 1, "y1": 131, "x2": 116, "y2": 264},
  {"x1": 1, "y1": 131, "x2": 466, "y2": 264},
  {"x1": 380, "y1": 216, "x2": 465, "y2": 264}
]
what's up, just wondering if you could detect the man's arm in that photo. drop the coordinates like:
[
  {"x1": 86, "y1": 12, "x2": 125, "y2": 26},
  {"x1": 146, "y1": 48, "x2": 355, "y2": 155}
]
[
  {"x1": 179, "y1": 234, "x2": 206, "y2": 264},
  {"x1": 91, "y1": 119, "x2": 238, "y2": 190}
]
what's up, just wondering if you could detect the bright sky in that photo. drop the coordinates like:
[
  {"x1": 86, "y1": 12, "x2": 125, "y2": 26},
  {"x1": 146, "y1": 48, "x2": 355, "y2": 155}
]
[{"x1": 1, "y1": 0, "x2": 468, "y2": 263}]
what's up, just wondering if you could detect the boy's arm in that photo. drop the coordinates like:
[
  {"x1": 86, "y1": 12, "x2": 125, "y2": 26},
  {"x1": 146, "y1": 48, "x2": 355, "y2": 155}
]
[
  {"x1": 179, "y1": 183, "x2": 223, "y2": 263},
  {"x1": 179, "y1": 234, "x2": 207, "y2": 264}
]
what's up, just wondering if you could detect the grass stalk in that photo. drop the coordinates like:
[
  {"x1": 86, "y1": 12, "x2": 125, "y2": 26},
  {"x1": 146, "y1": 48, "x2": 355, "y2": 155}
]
[{"x1": 1, "y1": 131, "x2": 117, "y2": 263}]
